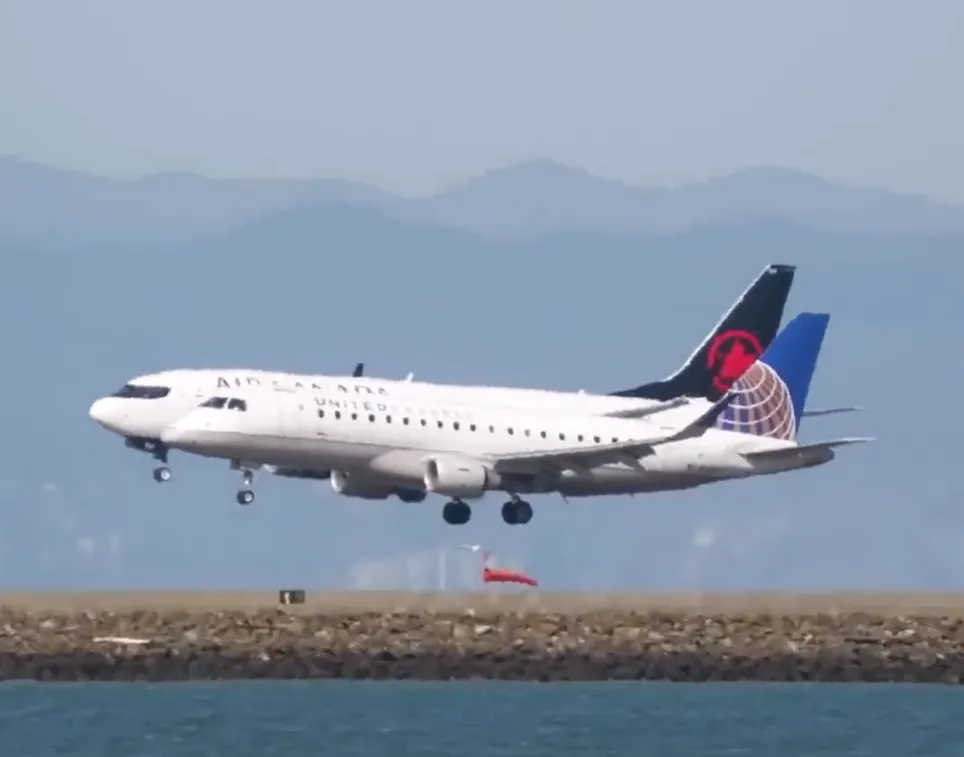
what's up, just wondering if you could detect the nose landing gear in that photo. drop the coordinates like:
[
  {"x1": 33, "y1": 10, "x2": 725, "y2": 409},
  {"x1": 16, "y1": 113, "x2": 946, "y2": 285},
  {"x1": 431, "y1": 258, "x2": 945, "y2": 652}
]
[
  {"x1": 125, "y1": 437, "x2": 173, "y2": 483},
  {"x1": 232, "y1": 462, "x2": 256, "y2": 506}
]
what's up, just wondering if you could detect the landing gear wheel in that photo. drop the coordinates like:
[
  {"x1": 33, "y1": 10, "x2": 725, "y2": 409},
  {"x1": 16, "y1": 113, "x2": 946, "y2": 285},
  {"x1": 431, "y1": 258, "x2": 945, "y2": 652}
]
[
  {"x1": 514, "y1": 500, "x2": 533, "y2": 525},
  {"x1": 153, "y1": 466, "x2": 172, "y2": 483},
  {"x1": 236, "y1": 489, "x2": 255, "y2": 506},
  {"x1": 442, "y1": 500, "x2": 471, "y2": 525},
  {"x1": 501, "y1": 499, "x2": 533, "y2": 525}
]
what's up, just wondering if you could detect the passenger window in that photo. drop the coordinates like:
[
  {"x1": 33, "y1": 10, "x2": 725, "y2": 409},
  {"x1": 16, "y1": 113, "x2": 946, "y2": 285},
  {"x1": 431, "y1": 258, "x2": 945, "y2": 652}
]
[
  {"x1": 351, "y1": 413, "x2": 358, "y2": 420},
  {"x1": 489, "y1": 425, "x2": 495, "y2": 433},
  {"x1": 540, "y1": 431, "x2": 547, "y2": 438},
  {"x1": 386, "y1": 415, "x2": 392, "y2": 424},
  {"x1": 368, "y1": 414, "x2": 375, "y2": 422},
  {"x1": 420, "y1": 419, "x2": 427, "y2": 426},
  {"x1": 318, "y1": 410, "x2": 325, "y2": 419},
  {"x1": 403, "y1": 418, "x2": 410, "y2": 425},
  {"x1": 525, "y1": 429, "x2": 531, "y2": 437},
  {"x1": 508, "y1": 428, "x2": 514, "y2": 435},
  {"x1": 578, "y1": 434, "x2": 584, "y2": 442},
  {"x1": 612, "y1": 437, "x2": 618, "y2": 443},
  {"x1": 453, "y1": 422, "x2": 460, "y2": 430},
  {"x1": 559, "y1": 433, "x2": 566, "y2": 441},
  {"x1": 594, "y1": 436, "x2": 601, "y2": 443},
  {"x1": 335, "y1": 411, "x2": 341, "y2": 419},
  {"x1": 437, "y1": 420, "x2": 444, "y2": 429},
  {"x1": 470, "y1": 424, "x2": 476, "y2": 432}
]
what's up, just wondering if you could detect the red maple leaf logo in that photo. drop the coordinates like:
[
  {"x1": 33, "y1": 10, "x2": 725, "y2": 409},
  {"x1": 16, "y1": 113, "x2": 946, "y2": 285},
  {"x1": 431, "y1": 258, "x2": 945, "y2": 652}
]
[{"x1": 707, "y1": 330, "x2": 763, "y2": 392}]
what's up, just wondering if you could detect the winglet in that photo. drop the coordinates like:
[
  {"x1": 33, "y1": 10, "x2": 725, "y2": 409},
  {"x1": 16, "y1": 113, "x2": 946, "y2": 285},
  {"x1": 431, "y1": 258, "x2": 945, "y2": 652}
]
[
  {"x1": 659, "y1": 391, "x2": 738, "y2": 444},
  {"x1": 352, "y1": 362, "x2": 365, "y2": 378}
]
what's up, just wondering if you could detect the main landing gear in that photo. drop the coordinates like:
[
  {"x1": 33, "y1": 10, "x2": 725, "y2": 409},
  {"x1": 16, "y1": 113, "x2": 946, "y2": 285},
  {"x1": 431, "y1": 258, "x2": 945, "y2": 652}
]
[
  {"x1": 501, "y1": 496, "x2": 533, "y2": 525},
  {"x1": 439, "y1": 497, "x2": 534, "y2": 525},
  {"x1": 231, "y1": 461, "x2": 256, "y2": 506},
  {"x1": 442, "y1": 500, "x2": 471, "y2": 525}
]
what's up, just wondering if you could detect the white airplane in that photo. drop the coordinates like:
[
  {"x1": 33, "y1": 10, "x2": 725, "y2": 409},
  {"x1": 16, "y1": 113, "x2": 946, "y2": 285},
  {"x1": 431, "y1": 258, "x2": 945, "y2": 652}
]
[
  {"x1": 88, "y1": 264, "x2": 852, "y2": 493},
  {"x1": 156, "y1": 313, "x2": 872, "y2": 525}
]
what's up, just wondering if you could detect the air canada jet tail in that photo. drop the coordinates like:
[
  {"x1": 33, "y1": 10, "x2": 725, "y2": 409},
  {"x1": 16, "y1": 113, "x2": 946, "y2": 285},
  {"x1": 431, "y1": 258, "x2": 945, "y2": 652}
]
[{"x1": 609, "y1": 263, "x2": 795, "y2": 402}]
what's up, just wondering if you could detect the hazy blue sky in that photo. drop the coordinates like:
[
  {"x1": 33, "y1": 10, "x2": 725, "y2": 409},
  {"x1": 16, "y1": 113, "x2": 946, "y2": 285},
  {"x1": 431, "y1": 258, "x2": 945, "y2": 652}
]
[
  {"x1": 3, "y1": 0, "x2": 964, "y2": 200},
  {"x1": 2, "y1": 1, "x2": 964, "y2": 594}
]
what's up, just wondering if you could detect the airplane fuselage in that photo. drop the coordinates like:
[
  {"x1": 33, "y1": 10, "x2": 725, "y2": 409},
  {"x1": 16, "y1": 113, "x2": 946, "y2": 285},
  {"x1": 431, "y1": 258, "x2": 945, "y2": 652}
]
[
  {"x1": 88, "y1": 368, "x2": 680, "y2": 446},
  {"x1": 159, "y1": 386, "x2": 825, "y2": 503}
]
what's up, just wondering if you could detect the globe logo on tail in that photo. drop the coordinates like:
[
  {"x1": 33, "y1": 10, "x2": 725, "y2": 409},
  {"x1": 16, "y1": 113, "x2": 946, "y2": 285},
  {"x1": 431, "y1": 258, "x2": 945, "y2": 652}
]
[{"x1": 714, "y1": 361, "x2": 796, "y2": 440}]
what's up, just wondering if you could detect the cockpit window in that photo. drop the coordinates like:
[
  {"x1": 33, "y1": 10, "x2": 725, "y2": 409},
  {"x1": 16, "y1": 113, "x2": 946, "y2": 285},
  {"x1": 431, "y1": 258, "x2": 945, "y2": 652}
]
[
  {"x1": 198, "y1": 396, "x2": 247, "y2": 411},
  {"x1": 111, "y1": 384, "x2": 171, "y2": 400}
]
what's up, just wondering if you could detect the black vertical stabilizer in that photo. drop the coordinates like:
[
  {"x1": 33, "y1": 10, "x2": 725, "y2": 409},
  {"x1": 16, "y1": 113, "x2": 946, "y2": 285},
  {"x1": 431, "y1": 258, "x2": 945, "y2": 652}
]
[{"x1": 608, "y1": 263, "x2": 796, "y2": 402}]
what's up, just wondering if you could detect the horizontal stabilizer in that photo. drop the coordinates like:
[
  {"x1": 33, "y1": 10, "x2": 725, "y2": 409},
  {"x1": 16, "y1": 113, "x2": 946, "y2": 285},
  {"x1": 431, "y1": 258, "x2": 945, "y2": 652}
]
[
  {"x1": 601, "y1": 397, "x2": 690, "y2": 419},
  {"x1": 489, "y1": 393, "x2": 735, "y2": 473},
  {"x1": 801, "y1": 406, "x2": 863, "y2": 418},
  {"x1": 741, "y1": 437, "x2": 874, "y2": 464}
]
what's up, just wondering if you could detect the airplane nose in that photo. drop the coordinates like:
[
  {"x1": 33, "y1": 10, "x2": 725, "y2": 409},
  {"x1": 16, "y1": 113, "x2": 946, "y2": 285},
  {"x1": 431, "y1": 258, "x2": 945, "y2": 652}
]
[{"x1": 89, "y1": 398, "x2": 110, "y2": 426}]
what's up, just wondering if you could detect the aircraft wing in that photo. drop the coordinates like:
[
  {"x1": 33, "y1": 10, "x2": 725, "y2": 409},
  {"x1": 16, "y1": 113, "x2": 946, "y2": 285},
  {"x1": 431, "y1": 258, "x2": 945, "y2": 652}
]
[
  {"x1": 801, "y1": 406, "x2": 863, "y2": 418},
  {"x1": 600, "y1": 397, "x2": 690, "y2": 419},
  {"x1": 487, "y1": 393, "x2": 734, "y2": 474},
  {"x1": 264, "y1": 465, "x2": 331, "y2": 481},
  {"x1": 740, "y1": 437, "x2": 874, "y2": 463}
]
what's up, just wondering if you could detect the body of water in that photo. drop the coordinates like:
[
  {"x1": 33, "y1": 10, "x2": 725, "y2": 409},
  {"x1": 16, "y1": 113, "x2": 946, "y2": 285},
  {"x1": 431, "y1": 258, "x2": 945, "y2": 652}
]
[{"x1": 1, "y1": 681, "x2": 958, "y2": 755}]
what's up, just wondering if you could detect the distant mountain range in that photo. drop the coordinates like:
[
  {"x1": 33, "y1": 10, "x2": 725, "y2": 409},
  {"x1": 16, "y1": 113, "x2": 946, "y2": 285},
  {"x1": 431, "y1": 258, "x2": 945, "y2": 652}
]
[
  {"x1": 3, "y1": 155, "x2": 964, "y2": 251},
  {"x1": 1, "y1": 153, "x2": 963, "y2": 589}
]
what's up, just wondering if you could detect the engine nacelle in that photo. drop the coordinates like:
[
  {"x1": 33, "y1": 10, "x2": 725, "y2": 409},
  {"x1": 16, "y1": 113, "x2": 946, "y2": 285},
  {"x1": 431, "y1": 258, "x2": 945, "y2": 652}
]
[
  {"x1": 423, "y1": 455, "x2": 500, "y2": 500},
  {"x1": 330, "y1": 470, "x2": 395, "y2": 500}
]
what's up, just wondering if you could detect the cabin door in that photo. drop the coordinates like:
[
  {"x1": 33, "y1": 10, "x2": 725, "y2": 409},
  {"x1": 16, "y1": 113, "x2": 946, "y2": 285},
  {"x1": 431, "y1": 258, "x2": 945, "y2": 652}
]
[{"x1": 277, "y1": 397, "x2": 306, "y2": 438}]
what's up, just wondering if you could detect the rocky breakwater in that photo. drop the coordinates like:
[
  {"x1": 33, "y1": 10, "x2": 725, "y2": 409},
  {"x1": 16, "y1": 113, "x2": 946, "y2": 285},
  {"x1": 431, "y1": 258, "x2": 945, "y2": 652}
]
[{"x1": 2, "y1": 605, "x2": 964, "y2": 682}]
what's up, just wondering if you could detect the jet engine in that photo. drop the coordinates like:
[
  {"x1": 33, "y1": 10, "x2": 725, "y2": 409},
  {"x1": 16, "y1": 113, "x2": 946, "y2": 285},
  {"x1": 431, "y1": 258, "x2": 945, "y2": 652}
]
[
  {"x1": 330, "y1": 470, "x2": 395, "y2": 500},
  {"x1": 423, "y1": 455, "x2": 500, "y2": 500}
]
